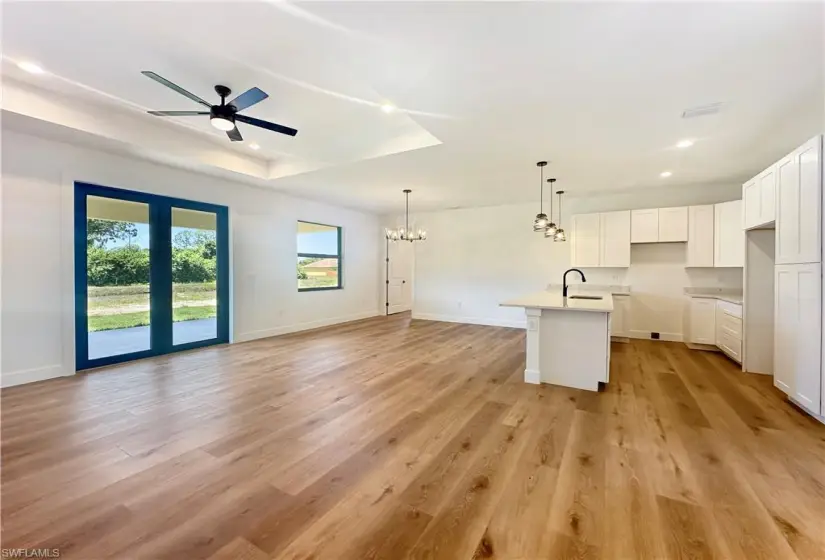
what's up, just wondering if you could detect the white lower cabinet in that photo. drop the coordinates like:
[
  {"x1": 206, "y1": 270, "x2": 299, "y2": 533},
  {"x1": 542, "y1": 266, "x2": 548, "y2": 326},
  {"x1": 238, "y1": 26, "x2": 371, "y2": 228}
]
[
  {"x1": 610, "y1": 295, "x2": 630, "y2": 338},
  {"x1": 774, "y1": 263, "x2": 822, "y2": 414},
  {"x1": 688, "y1": 298, "x2": 716, "y2": 345},
  {"x1": 715, "y1": 300, "x2": 742, "y2": 363}
]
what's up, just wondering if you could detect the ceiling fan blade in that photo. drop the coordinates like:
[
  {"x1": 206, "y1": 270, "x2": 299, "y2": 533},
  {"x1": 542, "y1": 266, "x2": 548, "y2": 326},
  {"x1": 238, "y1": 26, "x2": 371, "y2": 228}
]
[
  {"x1": 236, "y1": 114, "x2": 298, "y2": 137},
  {"x1": 148, "y1": 110, "x2": 210, "y2": 116},
  {"x1": 141, "y1": 71, "x2": 212, "y2": 108},
  {"x1": 227, "y1": 126, "x2": 243, "y2": 142},
  {"x1": 229, "y1": 87, "x2": 268, "y2": 112}
]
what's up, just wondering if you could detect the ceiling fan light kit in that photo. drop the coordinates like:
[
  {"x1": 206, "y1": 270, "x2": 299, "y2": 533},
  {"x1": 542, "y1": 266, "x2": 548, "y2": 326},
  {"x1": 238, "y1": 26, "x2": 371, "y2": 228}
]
[{"x1": 142, "y1": 71, "x2": 298, "y2": 142}]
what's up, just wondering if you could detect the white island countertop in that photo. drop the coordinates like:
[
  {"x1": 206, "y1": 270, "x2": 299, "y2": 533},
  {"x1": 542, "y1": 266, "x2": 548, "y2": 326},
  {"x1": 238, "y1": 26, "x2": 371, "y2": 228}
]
[{"x1": 500, "y1": 291, "x2": 614, "y2": 313}]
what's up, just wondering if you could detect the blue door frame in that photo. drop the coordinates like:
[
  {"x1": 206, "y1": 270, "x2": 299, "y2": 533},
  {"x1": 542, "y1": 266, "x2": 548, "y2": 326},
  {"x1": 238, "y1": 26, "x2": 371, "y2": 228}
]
[{"x1": 75, "y1": 182, "x2": 230, "y2": 370}]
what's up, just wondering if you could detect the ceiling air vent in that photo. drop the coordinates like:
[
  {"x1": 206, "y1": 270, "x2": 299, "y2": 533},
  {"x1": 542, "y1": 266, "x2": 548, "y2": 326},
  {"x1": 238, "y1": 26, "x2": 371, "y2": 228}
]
[{"x1": 682, "y1": 102, "x2": 724, "y2": 119}]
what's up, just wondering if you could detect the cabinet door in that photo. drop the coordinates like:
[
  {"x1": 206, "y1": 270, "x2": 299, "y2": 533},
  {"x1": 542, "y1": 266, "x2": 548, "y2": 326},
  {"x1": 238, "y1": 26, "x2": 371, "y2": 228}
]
[
  {"x1": 658, "y1": 207, "x2": 688, "y2": 242},
  {"x1": 743, "y1": 178, "x2": 761, "y2": 230},
  {"x1": 571, "y1": 213, "x2": 601, "y2": 267},
  {"x1": 611, "y1": 295, "x2": 630, "y2": 337},
  {"x1": 795, "y1": 264, "x2": 821, "y2": 413},
  {"x1": 689, "y1": 298, "x2": 716, "y2": 344},
  {"x1": 759, "y1": 167, "x2": 776, "y2": 225},
  {"x1": 714, "y1": 200, "x2": 744, "y2": 267},
  {"x1": 774, "y1": 263, "x2": 822, "y2": 413},
  {"x1": 776, "y1": 136, "x2": 822, "y2": 265},
  {"x1": 687, "y1": 205, "x2": 715, "y2": 267},
  {"x1": 600, "y1": 211, "x2": 631, "y2": 267},
  {"x1": 631, "y1": 209, "x2": 659, "y2": 243}
]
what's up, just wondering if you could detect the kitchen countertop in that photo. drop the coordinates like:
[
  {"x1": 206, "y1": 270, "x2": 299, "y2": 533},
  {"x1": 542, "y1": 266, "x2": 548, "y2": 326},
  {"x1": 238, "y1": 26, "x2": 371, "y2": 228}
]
[
  {"x1": 501, "y1": 291, "x2": 614, "y2": 312},
  {"x1": 684, "y1": 289, "x2": 743, "y2": 305},
  {"x1": 546, "y1": 283, "x2": 630, "y2": 296}
]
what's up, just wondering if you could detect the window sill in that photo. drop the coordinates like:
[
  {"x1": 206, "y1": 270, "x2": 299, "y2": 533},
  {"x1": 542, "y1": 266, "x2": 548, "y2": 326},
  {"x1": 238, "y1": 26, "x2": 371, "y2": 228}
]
[{"x1": 298, "y1": 286, "x2": 343, "y2": 292}]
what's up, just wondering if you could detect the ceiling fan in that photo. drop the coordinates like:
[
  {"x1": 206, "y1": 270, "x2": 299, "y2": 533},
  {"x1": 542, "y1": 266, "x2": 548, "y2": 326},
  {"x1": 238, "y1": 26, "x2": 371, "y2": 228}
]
[{"x1": 141, "y1": 71, "x2": 298, "y2": 142}]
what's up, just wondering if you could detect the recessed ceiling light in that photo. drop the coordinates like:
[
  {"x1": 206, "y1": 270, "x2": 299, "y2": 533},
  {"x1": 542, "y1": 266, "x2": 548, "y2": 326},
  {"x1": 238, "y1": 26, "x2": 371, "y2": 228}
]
[
  {"x1": 676, "y1": 139, "x2": 694, "y2": 149},
  {"x1": 660, "y1": 171, "x2": 673, "y2": 178},
  {"x1": 380, "y1": 103, "x2": 395, "y2": 114},
  {"x1": 249, "y1": 143, "x2": 260, "y2": 150},
  {"x1": 18, "y1": 61, "x2": 45, "y2": 74}
]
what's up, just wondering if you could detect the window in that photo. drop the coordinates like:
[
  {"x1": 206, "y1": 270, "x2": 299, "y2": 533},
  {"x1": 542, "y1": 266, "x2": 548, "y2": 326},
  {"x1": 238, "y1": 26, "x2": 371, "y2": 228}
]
[{"x1": 297, "y1": 221, "x2": 342, "y2": 291}]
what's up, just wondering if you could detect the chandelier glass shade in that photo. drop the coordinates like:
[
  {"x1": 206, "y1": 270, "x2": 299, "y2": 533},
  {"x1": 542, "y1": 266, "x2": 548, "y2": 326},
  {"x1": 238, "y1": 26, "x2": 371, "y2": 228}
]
[{"x1": 386, "y1": 189, "x2": 426, "y2": 242}]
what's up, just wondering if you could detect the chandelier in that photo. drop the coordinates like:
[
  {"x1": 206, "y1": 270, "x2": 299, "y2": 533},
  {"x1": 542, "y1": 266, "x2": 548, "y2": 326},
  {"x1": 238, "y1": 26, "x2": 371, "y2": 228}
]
[{"x1": 386, "y1": 189, "x2": 427, "y2": 242}]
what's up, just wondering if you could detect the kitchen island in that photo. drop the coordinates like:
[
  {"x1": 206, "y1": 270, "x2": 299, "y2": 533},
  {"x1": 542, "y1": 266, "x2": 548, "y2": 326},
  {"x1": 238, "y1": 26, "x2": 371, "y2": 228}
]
[{"x1": 501, "y1": 291, "x2": 613, "y2": 391}]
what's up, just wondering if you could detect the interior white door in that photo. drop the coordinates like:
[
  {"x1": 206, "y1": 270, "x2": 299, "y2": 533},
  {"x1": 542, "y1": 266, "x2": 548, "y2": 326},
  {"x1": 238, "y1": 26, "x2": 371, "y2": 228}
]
[{"x1": 386, "y1": 240, "x2": 413, "y2": 314}]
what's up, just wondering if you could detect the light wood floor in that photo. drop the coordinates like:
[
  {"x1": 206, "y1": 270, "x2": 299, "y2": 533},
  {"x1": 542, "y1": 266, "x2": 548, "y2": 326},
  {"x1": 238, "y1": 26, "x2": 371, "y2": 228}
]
[{"x1": 2, "y1": 314, "x2": 825, "y2": 559}]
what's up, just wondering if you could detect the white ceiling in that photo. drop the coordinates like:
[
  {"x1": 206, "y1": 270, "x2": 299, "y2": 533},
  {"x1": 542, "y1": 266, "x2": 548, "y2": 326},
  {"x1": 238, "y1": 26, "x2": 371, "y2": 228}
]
[{"x1": 2, "y1": 1, "x2": 822, "y2": 214}]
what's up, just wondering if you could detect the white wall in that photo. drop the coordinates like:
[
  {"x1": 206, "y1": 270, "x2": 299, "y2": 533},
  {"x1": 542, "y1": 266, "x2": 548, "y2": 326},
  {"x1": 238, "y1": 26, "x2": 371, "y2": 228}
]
[
  {"x1": 1, "y1": 130, "x2": 382, "y2": 387},
  {"x1": 409, "y1": 184, "x2": 744, "y2": 338}
]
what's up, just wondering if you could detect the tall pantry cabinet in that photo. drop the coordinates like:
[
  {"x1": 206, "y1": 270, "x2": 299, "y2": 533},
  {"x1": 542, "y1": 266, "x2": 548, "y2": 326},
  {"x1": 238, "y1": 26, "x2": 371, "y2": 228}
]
[{"x1": 770, "y1": 135, "x2": 823, "y2": 416}]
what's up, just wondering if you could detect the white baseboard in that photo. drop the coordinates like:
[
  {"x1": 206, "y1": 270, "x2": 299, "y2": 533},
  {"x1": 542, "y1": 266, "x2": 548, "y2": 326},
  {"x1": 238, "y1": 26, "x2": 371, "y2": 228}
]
[
  {"x1": 235, "y1": 310, "x2": 381, "y2": 343},
  {"x1": 411, "y1": 312, "x2": 526, "y2": 329},
  {"x1": 524, "y1": 368, "x2": 540, "y2": 384},
  {"x1": 629, "y1": 330, "x2": 683, "y2": 342},
  {"x1": 2, "y1": 364, "x2": 71, "y2": 388},
  {"x1": 789, "y1": 396, "x2": 825, "y2": 425}
]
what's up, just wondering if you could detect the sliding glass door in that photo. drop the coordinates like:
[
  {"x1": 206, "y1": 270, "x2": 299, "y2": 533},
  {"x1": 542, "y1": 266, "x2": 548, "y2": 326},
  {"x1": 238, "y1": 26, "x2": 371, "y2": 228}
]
[{"x1": 75, "y1": 183, "x2": 229, "y2": 370}]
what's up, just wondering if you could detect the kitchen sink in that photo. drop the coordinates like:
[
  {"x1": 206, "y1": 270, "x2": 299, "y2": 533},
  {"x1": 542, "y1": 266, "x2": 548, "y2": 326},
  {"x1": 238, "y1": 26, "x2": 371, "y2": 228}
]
[{"x1": 568, "y1": 295, "x2": 603, "y2": 300}]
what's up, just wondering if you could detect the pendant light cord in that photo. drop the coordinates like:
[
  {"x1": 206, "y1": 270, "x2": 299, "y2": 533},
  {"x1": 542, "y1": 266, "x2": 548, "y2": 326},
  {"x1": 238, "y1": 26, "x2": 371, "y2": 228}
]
[
  {"x1": 539, "y1": 166, "x2": 544, "y2": 214},
  {"x1": 405, "y1": 191, "x2": 409, "y2": 232}
]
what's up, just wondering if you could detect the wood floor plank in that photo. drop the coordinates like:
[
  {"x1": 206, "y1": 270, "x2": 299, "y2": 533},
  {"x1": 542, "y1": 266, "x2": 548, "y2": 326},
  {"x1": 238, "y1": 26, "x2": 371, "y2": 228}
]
[{"x1": 1, "y1": 315, "x2": 822, "y2": 559}]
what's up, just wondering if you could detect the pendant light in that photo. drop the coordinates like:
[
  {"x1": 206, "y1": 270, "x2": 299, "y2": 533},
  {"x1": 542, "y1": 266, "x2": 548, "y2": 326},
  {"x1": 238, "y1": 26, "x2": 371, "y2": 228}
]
[
  {"x1": 543, "y1": 178, "x2": 558, "y2": 237},
  {"x1": 554, "y1": 188, "x2": 567, "y2": 242},
  {"x1": 386, "y1": 189, "x2": 426, "y2": 242},
  {"x1": 533, "y1": 161, "x2": 550, "y2": 232}
]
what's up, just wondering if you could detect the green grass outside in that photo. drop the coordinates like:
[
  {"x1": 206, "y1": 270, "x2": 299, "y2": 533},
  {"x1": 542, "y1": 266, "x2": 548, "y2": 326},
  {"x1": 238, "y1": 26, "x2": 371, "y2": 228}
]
[
  {"x1": 88, "y1": 282, "x2": 215, "y2": 311},
  {"x1": 88, "y1": 305, "x2": 216, "y2": 332},
  {"x1": 298, "y1": 276, "x2": 339, "y2": 289}
]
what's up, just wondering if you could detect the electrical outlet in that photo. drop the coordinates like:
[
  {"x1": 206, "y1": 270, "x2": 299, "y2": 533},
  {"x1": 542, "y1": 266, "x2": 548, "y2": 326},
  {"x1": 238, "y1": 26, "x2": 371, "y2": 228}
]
[
  {"x1": 651, "y1": 332, "x2": 660, "y2": 340},
  {"x1": 457, "y1": 301, "x2": 463, "y2": 310}
]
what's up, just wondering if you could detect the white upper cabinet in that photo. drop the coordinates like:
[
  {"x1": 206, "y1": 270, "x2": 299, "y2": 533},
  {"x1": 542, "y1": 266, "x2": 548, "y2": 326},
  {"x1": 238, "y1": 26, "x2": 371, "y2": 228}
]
[
  {"x1": 776, "y1": 136, "x2": 822, "y2": 265},
  {"x1": 714, "y1": 200, "x2": 744, "y2": 267},
  {"x1": 743, "y1": 166, "x2": 776, "y2": 230},
  {"x1": 658, "y1": 207, "x2": 689, "y2": 242},
  {"x1": 774, "y1": 263, "x2": 822, "y2": 414},
  {"x1": 631, "y1": 209, "x2": 659, "y2": 243},
  {"x1": 599, "y1": 211, "x2": 631, "y2": 267},
  {"x1": 571, "y1": 213, "x2": 601, "y2": 268},
  {"x1": 571, "y1": 211, "x2": 630, "y2": 268},
  {"x1": 687, "y1": 205, "x2": 715, "y2": 267}
]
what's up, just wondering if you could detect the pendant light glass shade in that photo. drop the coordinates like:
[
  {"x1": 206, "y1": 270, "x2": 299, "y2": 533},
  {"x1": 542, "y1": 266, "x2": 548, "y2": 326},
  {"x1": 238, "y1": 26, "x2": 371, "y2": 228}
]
[
  {"x1": 553, "y1": 189, "x2": 567, "y2": 242},
  {"x1": 386, "y1": 190, "x2": 426, "y2": 242},
  {"x1": 533, "y1": 161, "x2": 551, "y2": 232}
]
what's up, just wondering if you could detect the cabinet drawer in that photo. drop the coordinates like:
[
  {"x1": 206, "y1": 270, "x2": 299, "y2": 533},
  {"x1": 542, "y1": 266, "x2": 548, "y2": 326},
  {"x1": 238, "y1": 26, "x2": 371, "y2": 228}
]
[
  {"x1": 718, "y1": 313, "x2": 742, "y2": 339},
  {"x1": 716, "y1": 300, "x2": 742, "y2": 319},
  {"x1": 718, "y1": 331, "x2": 742, "y2": 363}
]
